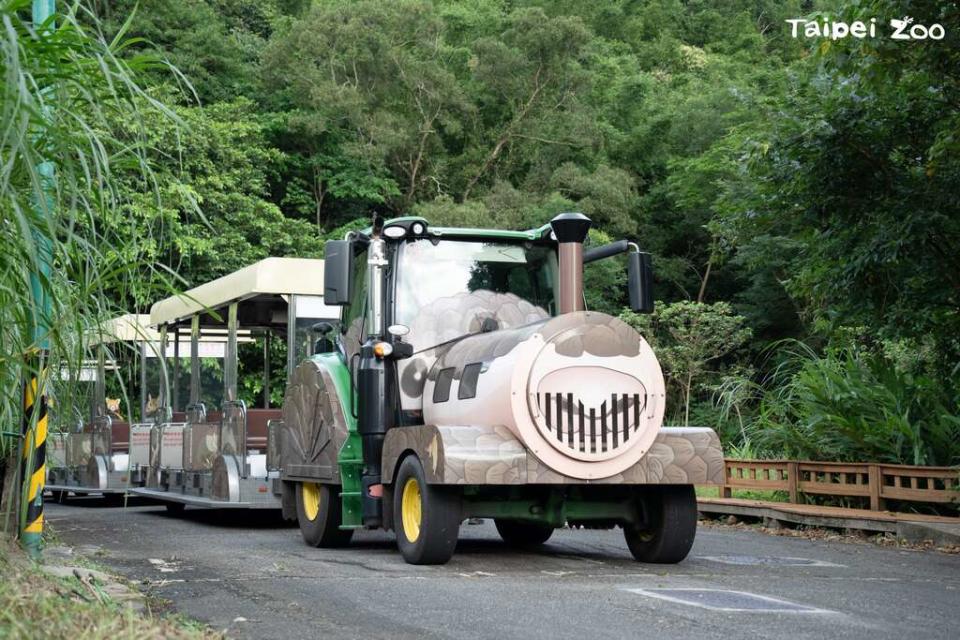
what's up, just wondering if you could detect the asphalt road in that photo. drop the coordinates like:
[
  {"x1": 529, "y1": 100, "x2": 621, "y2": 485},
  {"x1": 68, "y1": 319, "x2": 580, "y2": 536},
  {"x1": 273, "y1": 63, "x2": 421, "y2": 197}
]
[{"x1": 47, "y1": 498, "x2": 959, "y2": 640}]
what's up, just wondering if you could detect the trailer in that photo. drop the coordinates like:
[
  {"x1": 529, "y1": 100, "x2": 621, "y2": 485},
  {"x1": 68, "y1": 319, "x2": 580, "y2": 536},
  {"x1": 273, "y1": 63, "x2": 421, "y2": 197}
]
[
  {"x1": 131, "y1": 257, "x2": 338, "y2": 510},
  {"x1": 279, "y1": 214, "x2": 724, "y2": 564},
  {"x1": 46, "y1": 314, "x2": 159, "y2": 502}
]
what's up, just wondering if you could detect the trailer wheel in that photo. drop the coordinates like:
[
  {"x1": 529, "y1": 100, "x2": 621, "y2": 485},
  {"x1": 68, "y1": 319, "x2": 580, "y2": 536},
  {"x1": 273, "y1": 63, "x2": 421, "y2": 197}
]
[
  {"x1": 394, "y1": 456, "x2": 461, "y2": 565},
  {"x1": 296, "y1": 482, "x2": 353, "y2": 548},
  {"x1": 495, "y1": 520, "x2": 554, "y2": 547},
  {"x1": 52, "y1": 490, "x2": 68, "y2": 504},
  {"x1": 624, "y1": 485, "x2": 697, "y2": 564}
]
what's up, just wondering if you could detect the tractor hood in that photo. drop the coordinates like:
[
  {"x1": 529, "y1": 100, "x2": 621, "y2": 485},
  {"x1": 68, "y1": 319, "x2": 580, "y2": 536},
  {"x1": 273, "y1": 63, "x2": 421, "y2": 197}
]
[{"x1": 421, "y1": 311, "x2": 665, "y2": 480}]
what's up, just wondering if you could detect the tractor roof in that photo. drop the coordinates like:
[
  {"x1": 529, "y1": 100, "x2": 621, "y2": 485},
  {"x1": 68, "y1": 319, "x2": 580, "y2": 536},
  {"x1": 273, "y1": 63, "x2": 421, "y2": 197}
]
[{"x1": 362, "y1": 216, "x2": 553, "y2": 242}]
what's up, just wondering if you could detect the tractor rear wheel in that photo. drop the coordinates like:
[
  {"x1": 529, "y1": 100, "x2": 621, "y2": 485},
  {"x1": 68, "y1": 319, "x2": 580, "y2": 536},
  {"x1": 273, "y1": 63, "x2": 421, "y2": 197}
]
[
  {"x1": 296, "y1": 482, "x2": 353, "y2": 548},
  {"x1": 394, "y1": 456, "x2": 461, "y2": 565},
  {"x1": 495, "y1": 519, "x2": 554, "y2": 547},
  {"x1": 624, "y1": 485, "x2": 698, "y2": 563}
]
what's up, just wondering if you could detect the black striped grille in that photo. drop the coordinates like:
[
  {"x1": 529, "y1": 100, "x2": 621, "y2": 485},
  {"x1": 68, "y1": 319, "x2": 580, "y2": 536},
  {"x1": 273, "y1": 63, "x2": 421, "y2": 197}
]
[{"x1": 536, "y1": 393, "x2": 646, "y2": 454}]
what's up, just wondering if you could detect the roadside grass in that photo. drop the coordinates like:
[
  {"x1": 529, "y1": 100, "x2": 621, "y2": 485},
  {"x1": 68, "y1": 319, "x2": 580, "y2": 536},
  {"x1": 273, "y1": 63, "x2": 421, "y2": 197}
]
[
  {"x1": 0, "y1": 539, "x2": 219, "y2": 640},
  {"x1": 695, "y1": 486, "x2": 787, "y2": 502}
]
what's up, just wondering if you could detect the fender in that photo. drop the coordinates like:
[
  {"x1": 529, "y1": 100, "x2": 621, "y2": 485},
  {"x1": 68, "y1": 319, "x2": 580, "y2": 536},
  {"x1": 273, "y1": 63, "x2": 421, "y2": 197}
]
[
  {"x1": 382, "y1": 424, "x2": 724, "y2": 486},
  {"x1": 280, "y1": 353, "x2": 355, "y2": 484}
]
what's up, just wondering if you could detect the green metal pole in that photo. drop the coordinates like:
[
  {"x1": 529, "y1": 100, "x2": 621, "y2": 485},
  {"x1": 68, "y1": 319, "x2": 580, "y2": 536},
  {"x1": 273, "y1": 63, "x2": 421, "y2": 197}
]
[{"x1": 19, "y1": 0, "x2": 56, "y2": 560}]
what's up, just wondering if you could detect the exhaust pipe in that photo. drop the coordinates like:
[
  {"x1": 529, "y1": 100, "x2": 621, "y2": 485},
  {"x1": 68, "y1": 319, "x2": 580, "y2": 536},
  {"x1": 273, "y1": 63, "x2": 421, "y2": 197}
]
[{"x1": 550, "y1": 213, "x2": 592, "y2": 314}]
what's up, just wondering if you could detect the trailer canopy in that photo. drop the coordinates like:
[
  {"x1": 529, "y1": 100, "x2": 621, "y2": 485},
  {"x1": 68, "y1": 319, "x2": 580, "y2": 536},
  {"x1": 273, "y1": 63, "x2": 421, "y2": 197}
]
[{"x1": 150, "y1": 257, "x2": 328, "y2": 327}]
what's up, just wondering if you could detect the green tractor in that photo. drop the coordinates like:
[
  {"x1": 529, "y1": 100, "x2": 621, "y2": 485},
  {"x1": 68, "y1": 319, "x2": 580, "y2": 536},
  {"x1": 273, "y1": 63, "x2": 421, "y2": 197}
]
[{"x1": 279, "y1": 214, "x2": 722, "y2": 564}]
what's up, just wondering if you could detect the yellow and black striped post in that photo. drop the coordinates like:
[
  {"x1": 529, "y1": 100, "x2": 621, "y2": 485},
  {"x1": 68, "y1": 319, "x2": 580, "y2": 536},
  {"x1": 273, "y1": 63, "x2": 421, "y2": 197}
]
[
  {"x1": 20, "y1": 365, "x2": 48, "y2": 558},
  {"x1": 19, "y1": 0, "x2": 57, "y2": 559}
]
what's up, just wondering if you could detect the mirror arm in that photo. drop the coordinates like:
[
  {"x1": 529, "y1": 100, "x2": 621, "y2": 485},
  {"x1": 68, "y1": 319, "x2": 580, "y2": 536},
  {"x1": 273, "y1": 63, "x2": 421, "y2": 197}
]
[{"x1": 583, "y1": 239, "x2": 642, "y2": 264}]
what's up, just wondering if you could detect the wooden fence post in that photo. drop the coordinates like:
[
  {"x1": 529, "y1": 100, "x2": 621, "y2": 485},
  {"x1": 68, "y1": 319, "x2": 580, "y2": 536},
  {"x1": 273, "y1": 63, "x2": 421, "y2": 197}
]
[
  {"x1": 787, "y1": 461, "x2": 798, "y2": 504},
  {"x1": 868, "y1": 464, "x2": 884, "y2": 511},
  {"x1": 721, "y1": 460, "x2": 731, "y2": 498}
]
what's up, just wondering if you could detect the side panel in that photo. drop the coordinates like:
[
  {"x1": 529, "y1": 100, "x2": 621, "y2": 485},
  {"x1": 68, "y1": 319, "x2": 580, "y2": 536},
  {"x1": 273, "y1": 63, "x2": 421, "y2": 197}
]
[
  {"x1": 279, "y1": 355, "x2": 352, "y2": 483},
  {"x1": 382, "y1": 425, "x2": 723, "y2": 486}
]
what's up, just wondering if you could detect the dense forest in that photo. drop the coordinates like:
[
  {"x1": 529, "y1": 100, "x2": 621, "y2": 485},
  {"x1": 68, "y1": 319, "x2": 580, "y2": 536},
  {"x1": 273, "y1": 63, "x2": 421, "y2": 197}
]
[{"x1": 2, "y1": 0, "x2": 958, "y2": 466}]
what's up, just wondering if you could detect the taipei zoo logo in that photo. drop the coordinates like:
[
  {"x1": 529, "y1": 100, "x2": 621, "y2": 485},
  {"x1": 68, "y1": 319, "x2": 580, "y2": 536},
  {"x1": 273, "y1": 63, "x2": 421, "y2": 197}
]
[{"x1": 786, "y1": 16, "x2": 946, "y2": 41}]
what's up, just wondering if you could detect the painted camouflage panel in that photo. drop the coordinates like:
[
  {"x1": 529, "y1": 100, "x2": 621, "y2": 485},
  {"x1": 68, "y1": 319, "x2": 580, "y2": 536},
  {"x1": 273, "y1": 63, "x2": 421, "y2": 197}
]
[
  {"x1": 280, "y1": 358, "x2": 350, "y2": 482},
  {"x1": 382, "y1": 424, "x2": 722, "y2": 486},
  {"x1": 398, "y1": 290, "x2": 549, "y2": 409}
]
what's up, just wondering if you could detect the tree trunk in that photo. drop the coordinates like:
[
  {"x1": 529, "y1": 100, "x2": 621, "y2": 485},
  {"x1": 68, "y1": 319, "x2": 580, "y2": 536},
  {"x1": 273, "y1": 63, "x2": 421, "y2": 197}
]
[{"x1": 697, "y1": 259, "x2": 712, "y2": 303}]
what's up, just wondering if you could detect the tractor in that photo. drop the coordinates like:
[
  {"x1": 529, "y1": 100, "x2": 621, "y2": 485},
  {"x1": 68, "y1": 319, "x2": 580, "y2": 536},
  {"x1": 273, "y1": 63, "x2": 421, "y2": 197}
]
[{"x1": 279, "y1": 213, "x2": 723, "y2": 564}]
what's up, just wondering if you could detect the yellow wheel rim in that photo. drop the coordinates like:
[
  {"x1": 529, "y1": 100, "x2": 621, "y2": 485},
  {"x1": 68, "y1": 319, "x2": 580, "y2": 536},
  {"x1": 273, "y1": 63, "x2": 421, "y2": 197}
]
[
  {"x1": 302, "y1": 482, "x2": 321, "y2": 521},
  {"x1": 401, "y1": 477, "x2": 422, "y2": 543}
]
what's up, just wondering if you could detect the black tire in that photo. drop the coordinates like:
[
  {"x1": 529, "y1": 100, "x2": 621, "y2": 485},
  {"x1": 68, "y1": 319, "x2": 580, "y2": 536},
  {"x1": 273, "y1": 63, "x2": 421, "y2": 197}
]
[
  {"x1": 393, "y1": 456, "x2": 461, "y2": 565},
  {"x1": 52, "y1": 490, "x2": 68, "y2": 504},
  {"x1": 624, "y1": 485, "x2": 698, "y2": 563},
  {"x1": 165, "y1": 502, "x2": 186, "y2": 514},
  {"x1": 495, "y1": 519, "x2": 554, "y2": 547},
  {"x1": 295, "y1": 482, "x2": 353, "y2": 548}
]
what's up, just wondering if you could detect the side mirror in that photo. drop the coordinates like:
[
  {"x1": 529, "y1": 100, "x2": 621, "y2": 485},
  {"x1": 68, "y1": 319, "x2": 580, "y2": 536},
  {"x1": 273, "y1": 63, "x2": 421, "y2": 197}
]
[
  {"x1": 628, "y1": 252, "x2": 654, "y2": 314},
  {"x1": 324, "y1": 240, "x2": 353, "y2": 305}
]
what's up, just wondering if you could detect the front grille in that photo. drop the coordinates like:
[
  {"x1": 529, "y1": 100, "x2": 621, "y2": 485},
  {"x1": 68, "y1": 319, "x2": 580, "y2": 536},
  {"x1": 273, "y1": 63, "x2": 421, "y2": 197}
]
[{"x1": 536, "y1": 392, "x2": 646, "y2": 455}]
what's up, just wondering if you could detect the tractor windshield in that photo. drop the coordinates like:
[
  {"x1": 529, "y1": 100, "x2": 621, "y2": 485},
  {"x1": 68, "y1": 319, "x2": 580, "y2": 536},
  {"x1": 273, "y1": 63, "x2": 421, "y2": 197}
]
[{"x1": 395, "y1": 239, "x2": 558, "y2": 351}]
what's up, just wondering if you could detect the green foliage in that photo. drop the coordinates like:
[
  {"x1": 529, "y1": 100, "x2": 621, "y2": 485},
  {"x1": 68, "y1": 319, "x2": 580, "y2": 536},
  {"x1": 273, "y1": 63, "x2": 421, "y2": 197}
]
[
  {"x1": 109, "y1": 98, "x2": 323, "y2": 288},
  {"x1": 710, "y1": 0, "x2": 960, "y2": 373},
  {"x1": 621, "y1": 301, "x2": 751, "y2": 426},
  {"x1": 748, "y1": 343, "x2": 960, "y2": 467},
  {"x1": 0, "y1": 1, "x2": 180, "y2": 457},
  {"x1": 7, "y1": 0, "x2": 957, "y2": 468}
]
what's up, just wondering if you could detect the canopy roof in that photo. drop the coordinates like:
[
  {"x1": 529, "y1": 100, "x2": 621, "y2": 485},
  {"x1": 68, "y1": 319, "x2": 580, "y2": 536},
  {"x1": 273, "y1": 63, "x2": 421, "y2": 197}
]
[
  {"x1": 150, "y1": 257, "x2": 326, "y2": 326},
  {"x1": 89, "y1": 314, "x2": 159, "y2": 345}
]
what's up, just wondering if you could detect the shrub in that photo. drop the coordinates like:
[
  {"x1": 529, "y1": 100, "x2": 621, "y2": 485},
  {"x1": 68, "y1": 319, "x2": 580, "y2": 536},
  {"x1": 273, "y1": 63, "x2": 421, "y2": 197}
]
[{"x1": 748, "y1": 343, "x2": 960, "y2": 466}]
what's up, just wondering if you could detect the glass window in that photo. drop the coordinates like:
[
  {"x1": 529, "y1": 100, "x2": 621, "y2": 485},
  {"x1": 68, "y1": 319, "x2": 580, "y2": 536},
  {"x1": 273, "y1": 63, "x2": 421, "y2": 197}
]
[
  {"x1": 395, "y1": 240, "x2": 557, "y2": 350},
  {"x1": 292, "y1": 295, "x2": 341, "y2": 364}
]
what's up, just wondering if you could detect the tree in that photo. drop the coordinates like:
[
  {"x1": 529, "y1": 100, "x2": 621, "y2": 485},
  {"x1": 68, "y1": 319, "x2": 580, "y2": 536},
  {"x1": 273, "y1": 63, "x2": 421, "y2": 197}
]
[
  {"x1": 106, "y1": 99, "x2": 324, "y2": 290},
  {"x1": 262, "y1": 0, "x2": 471, "y2": 213},
  {"x1": 621, "y1": 301, "x2": 751, "y2": 425}
]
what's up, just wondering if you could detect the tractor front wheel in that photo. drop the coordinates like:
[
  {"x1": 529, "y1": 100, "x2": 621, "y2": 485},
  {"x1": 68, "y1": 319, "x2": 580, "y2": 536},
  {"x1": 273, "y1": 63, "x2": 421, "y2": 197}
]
[
  {"x1": 623, "y1": 485, "x2": 698, "y2": 564},
  {"x1": 393, "y1": 456, "x2": 461, "y2": 565},
  {"x1": 495, "y1": 519, "x2": 554, "y2": 547},
  {"x1": 296, "y1": 482, "x2": 353, "y2": 548}
]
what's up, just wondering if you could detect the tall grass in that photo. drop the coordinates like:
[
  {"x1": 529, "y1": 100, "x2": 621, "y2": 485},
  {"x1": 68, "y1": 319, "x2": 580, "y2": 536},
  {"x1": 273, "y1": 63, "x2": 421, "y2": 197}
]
[
  {"x1": 744, "y1": 342, "x2": 960, "y2": 466},
  {"x1": 0, "y1": 0, "x2": 180, "y2": 495}
]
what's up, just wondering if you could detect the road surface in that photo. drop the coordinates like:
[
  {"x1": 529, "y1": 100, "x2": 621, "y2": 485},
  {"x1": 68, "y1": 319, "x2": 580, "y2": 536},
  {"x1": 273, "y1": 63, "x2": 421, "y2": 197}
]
[{"x1": 47, "y1": 498, "x2": 958, "y2": 639}]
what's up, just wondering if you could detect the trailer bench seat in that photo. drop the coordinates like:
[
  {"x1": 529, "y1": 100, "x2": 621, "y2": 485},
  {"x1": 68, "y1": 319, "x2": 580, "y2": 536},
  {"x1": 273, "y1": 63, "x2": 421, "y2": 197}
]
[
  {"x1": 110, "y1": 421, "x2": 130, "y2": 451},
  {"x1": 246, "y1": 409, "x2": 282, "y2": 451}
]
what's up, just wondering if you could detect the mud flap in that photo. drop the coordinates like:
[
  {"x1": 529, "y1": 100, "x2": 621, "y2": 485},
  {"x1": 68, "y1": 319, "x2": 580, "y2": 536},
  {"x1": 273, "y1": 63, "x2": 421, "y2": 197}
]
[{"x1": 280, "y1": 480, "x2": 297, "y2": 521}]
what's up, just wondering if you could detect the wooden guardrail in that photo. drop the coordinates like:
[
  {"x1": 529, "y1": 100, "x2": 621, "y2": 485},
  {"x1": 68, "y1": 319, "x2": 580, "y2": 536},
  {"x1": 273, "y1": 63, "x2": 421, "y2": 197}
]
[{"x1": 720, "y1": 459, "x2": 959, "y2": 512}]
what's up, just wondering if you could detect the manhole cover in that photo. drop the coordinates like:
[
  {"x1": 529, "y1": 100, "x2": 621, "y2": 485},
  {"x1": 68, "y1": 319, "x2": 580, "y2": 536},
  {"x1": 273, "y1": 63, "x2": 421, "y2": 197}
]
[
  {"x1": 701, "y1": 555, "x2": 844, "y2": 568},
  {"x1": 624, "y1": 588, "x2": 827, "y2": 613}
]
